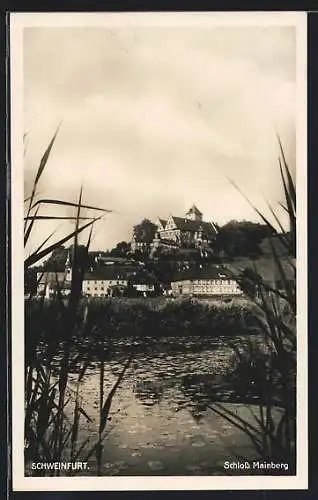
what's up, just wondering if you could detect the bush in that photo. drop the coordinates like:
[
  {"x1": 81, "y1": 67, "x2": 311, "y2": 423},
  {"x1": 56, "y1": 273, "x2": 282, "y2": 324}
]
[{"x1": 26, "y1": 296, "x2": 260, "y2": 344}]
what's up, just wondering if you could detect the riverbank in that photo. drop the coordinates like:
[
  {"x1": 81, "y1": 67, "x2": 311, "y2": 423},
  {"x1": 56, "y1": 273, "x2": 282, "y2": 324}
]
[{"x1": 26, "y1": 296, "x2": 262, "y2": 345}]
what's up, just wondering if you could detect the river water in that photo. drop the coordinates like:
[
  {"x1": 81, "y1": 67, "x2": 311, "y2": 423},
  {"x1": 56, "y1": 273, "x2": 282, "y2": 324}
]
[{"x1": 46, "y1": 334, "x2": 282, "y2": 476}]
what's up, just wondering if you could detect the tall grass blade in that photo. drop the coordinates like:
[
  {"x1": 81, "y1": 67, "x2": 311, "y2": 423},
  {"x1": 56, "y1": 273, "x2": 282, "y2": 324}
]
[
  {"x1": 86, "y1": 224, "x2": 94, "y2": 252},
  {"x1": 277, "y1": 134, "x2": 296, "y2": 211},
  {"x1": 221, "y1": 138, "x2": 296, "y2": 467},
  {"x1": 34, "y1": 125, "x2": 61, "y2": 187},
  {"x1": 99, "y1": 355, "x2": 132, "y2": 434},
  {"x1": 269, "y1": 238, "x2": 295, "y2": 312},
  {"x1": 69, "y1": 187, "x2": 83, "y2": 307},
  {"x1": 279, "y1": 158, "x2": 296, "y2": 220},
  {"x1": 30, "y1": 228, "x2": 60, "y2": 257},
  {"x1": 265, "y1": 199, "x2": 289, "y2": 242},
  {"x1": 226, "y1": 177, "x2": 278, "y2": 235},
  {"x1": 24, "y1": 207, "x2": 39, "y2": 246},
  {"x1": 25, "y1": 215, "x2": 103, "y2": 268},
  {"x1": 24, "y1": 216, "x2": 95, "y2": 221},
  {"x1": 24, "y1": 126, "x2": 60, "y2": 234},
  {"x1": 278, "y1": 159, "x2": 296, "y2": 258},
  {"x1": 31, "y1": 198, "x2": 113, "y2": 214}
]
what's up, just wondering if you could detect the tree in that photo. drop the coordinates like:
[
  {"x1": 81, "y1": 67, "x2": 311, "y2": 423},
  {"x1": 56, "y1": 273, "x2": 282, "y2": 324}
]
[
  {"x1": 237, "y1": 267, "x2": 263, "y2": 298},
  {"x1": 147, "y1": 260, "x2": 180, "y2": 286},
  {"x1": 133, "y1": 219, "x2": 157, "y2": 245},
  {"x1": 43, "y1": 245, "x2": 68, "y2": 271},
  {"x1": 109, "y1": 241, "x2": 131, "y2": 258},
  {"x1": 43, "y1": 244, "x2": 89, "y2": 274},
  {"x1": 24, "y1": 267, "x2": 40, "y2": 295},
  {"x1": 216, "y1": 220, "x2": 274, "y2": 258}
]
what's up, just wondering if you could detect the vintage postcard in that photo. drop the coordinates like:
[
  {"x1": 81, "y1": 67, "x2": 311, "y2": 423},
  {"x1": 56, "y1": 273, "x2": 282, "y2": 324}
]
[{"x1": 10, "y1": 12, "x2": 307, "y2": 491}]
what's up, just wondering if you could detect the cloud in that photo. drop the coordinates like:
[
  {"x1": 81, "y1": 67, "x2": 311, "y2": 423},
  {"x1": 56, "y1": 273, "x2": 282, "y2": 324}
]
[{"x1": 23, "y1": 24, "x2": 296, "y2": 251}]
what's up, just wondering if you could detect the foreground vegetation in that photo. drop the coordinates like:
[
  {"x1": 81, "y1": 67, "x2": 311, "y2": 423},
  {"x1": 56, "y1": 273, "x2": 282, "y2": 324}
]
[
  {"x1": 208, "y1": 136, "x2": 296, "y2": 472},
  {"x1": 24, "y1": 128, "x2": 129, "y2": 475},
  {"x1": 26, "y1": 296, "x2": 259, "y2": 346},
  {"x1": 23, "y1": 128, "x2": 296, "y2": 475}
]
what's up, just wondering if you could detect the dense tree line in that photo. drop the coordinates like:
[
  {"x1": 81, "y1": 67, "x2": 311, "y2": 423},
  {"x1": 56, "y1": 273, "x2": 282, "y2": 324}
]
[{"x1": 215, "y1": 220, "x2": 275, "y2": 259}]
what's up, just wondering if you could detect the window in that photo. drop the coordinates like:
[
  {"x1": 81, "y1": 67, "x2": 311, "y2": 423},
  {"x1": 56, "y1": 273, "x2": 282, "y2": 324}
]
[
  {"x1": 95, "y1": 287, "x2": 97, "y2": 291},
  {"x1": 87, "y1": 287, "x2": 90, "y2": 291},
  {"x1": 95, "y1": 281, "x2": 97, "y2": 284},
  {"x1": 101, "y1": 287, "x2": 104, "y2": 291}
]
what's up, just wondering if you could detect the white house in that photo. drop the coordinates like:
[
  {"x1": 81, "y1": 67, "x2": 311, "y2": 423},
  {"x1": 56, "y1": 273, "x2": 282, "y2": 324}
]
[
  {"x1": 171, "y1": 266, "x2": 243, "y2": 297},
  {"x1": 82, "y1": 267, "x2": 128, "y2": 297}
]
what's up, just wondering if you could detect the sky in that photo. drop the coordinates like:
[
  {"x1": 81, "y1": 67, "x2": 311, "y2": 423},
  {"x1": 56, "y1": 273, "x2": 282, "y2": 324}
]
[{"x1": 23, "y1": 21, "x2": 296, "y2": 253}]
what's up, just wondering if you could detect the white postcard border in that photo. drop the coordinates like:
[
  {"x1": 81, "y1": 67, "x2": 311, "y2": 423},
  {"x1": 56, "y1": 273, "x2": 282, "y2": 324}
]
[{"x1": 10, "y1": 11, "x2": 308, "y2": 491}]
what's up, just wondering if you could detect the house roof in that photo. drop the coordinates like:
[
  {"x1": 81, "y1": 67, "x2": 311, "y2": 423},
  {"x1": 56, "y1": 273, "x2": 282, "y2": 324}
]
[
  {"x1": 51, "y1": 281, "x2": 72, "y2": 290},
  {"x1": 171, "y1": 265, "x2": 233, "y2": 282},
  {"x1": 129, "y1": 271, "x2": 158, "y2": 285},
  {"x1": 186, "y1": 204, "x2": 202, "y2": 216},
  {"x1": 83, "y1": 267, "x2": 129, "y2": 281}
]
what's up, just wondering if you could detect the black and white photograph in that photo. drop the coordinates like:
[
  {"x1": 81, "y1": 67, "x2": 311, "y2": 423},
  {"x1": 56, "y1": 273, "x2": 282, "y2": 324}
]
[{"x1": 10, "y1": 12, "x2": 307, "y2": 491}]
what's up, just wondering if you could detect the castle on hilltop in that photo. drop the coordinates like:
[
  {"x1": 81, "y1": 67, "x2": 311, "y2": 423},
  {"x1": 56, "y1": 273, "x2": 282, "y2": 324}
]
[{"x1": 131, "y1": 205, "x2": 218, "y2": 254}]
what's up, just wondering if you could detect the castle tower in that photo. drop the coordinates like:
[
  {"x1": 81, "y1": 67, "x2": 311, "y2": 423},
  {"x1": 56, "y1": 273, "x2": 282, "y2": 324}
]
[
  {"x1": 65, "y1": 250, "x2": 72, "y2": 283},
  {"x1": 185, "y1": 204, "x2": 203, "y2": 222}
]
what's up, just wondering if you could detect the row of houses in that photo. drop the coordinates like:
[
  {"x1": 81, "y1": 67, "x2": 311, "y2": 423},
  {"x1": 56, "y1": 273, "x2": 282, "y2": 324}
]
[
  {"x1": 37, "y1": 263, "x2": 245, "y2": 299},
  {"x1": 37, "y1": 265, "x2": 158, "y2": 299},
  {"x1": 35, "y1": 249, "x2": 295, "y2": 300}
]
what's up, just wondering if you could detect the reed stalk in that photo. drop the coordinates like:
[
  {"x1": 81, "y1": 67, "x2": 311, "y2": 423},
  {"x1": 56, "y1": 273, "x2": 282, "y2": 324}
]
[
  {"x1": 211, "y1": 137, "x2": 297, "y2": 470},
  {"x1": 24, "y1": 128, "x2": 130, "y2": 476}
]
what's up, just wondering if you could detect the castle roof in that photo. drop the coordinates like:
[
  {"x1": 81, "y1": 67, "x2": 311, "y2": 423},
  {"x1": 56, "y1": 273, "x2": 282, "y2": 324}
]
[
  {"x1": 171, "y1": 216, "x2": 217, "y2": 235},
  {"x1": 158, "y1": 218, "x2": 167, "y2": 229},
  {"x1": 186, "y1": 204, "x2": 202, "y2": 216}
]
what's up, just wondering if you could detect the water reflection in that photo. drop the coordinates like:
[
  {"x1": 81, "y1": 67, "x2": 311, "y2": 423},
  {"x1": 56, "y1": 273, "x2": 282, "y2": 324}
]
[
  {"x1": 133, "y1": 379, "x2": 164, "y2": 407},
  {"x1": 43, "y1": 335, "x2": 268, "y2": 475}
]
